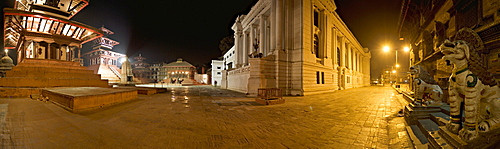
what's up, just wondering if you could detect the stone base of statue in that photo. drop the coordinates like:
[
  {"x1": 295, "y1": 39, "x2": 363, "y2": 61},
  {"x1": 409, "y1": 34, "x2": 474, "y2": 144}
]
[{"x1": 254, "y1": 88, "x2": 284, "y2": 105}]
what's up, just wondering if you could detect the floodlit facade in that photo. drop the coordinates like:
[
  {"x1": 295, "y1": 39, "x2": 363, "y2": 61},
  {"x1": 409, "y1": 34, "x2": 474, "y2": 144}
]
[{"x1": 215, "y1": 0, "x2": 371, "y2": 96}]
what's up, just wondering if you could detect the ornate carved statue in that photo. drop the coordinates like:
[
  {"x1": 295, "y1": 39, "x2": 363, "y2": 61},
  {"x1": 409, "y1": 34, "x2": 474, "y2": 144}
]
[
  {"x1": 440, "y1": 28, "x2": 500, "y2": 142},
  {"x1": 410, "y1": 65, "x2": 443, "y2": 106}
]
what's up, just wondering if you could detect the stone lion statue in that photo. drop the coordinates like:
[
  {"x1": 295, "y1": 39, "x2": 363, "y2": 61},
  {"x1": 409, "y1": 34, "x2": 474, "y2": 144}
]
[
  {"x1": 440, "y1": 28, "x2": 500, "y2": 142},
  {"x1": 410, "y1": 65, "x2": 443, "y2": 106}
]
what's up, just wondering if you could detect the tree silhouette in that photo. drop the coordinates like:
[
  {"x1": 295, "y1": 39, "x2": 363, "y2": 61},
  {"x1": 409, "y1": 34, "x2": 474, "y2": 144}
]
[{"x1": 219, "y1": 36, "x2": 234, "y2": 55}]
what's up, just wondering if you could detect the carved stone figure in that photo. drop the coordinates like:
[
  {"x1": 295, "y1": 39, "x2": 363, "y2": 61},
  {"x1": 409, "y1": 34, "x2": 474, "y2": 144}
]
[
  {"x1": 410, "y1": 65, "x2": 443, "y2": 106},
  {"x1": 440, "y1": 29, "x2": 500, "y2": 142}
]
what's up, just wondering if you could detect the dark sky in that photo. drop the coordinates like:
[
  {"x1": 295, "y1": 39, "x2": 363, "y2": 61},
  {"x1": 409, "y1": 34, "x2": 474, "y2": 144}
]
[{"x1": 2, "y1": 0, "x2": 407, "y2": 79}]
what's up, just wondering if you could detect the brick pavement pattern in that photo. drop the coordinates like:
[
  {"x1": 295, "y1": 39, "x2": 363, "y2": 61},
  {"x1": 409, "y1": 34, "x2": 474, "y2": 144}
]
[{"x1": 0, "y1": 86, "x2": 411, "y2": 148}]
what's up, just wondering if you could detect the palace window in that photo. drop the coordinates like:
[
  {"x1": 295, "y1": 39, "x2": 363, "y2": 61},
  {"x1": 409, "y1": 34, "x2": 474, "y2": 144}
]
[
  {"x1": 316, "y1": 71, "x2": 325, "y2": 84},
  {"x1": 314, "y1": 35, "x2": 319, "y2": 58},
  {"x1": 337, "y1": 47, "x2": 341, "y2": 65},
  {"x1": 314, "y1": 10, "x2": 319, "y2": 27}
]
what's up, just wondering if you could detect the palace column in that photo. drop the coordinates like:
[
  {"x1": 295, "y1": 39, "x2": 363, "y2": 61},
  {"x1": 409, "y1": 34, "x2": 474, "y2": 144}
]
[
  {"x1": 259, "y1": 15, "x2": 265, "y2": 55},
  {"x1": 234, "y1": 29, "x2": 242, "y2": 67},
  {"x1": 339, "y1": 36, "x2": 345, "y2": 68},
  {"x1": 243, "y1": 31, "x2": 249, "y2": 64},
  {"x1": 275, "y1": 0, "x2": 283, "y2": 51}
]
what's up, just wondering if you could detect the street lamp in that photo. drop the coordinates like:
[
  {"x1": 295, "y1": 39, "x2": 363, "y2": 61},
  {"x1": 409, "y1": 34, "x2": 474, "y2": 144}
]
[{"x1": 383, "y1": 46, "x2": 409, "y2": 84}]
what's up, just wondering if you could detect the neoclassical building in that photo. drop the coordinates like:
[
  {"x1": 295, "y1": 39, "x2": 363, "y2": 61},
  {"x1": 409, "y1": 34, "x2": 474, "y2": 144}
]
[{"x1": 214, "y1": 0, "x2": 371, "y2": 96}]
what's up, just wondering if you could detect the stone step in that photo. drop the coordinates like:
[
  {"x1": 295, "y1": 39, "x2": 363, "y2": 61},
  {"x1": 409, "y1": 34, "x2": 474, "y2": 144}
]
[
  {"x1": 430, "y1": 112, "x2": 450, "y2": 126},
  {"x1": 19, "y1": 58, "x2": 82, "y2": 67},
  {"x1": 0, "y1": 77, "x2": 109, "y2": 88},
  {"x1": 10, "y1": 66, "x2": 92, "y2": 73},
  {"x1": 438, "y1": 126, "x2": 468, "y2": 148},
  {"x1": 5, "y1": 71, "x2": 101, "y2": 79},
  {"x1": 440, "y1": 106, "x2": 450, "y2": 115},
  {"x1": 428, "y1": 129, "x2": 452, "y2": 149},
  {"x1": 418, "y1": 119, "x2": 440, "y2": 132},
  {"x1": 418, "y1": 119, "x2": 440, "y2": 142},
  {"x1": 408, "y1": 125, "x2": 429, "y2": 145}
]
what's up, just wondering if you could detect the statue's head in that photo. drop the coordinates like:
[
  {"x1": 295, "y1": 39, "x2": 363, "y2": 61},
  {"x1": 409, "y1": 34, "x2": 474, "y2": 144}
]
[
  {"x1": 409, "y1": 65, "x2": 421, "y2": 76},
  {"x1": 440, "y1": 40, "x2": 469, "y2": 66},
  {"x1": 409, "y1": 65, "x2": 437, "y2": 85}
]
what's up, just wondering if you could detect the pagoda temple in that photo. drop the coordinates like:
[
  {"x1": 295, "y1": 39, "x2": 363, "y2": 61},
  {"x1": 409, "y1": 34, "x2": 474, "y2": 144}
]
[
  {"x1": 82, "y1": 26, "x2": 126, "y2": 84},
  {"x1": 2, "y1": 0, "x2": 107, "y2": 95}
]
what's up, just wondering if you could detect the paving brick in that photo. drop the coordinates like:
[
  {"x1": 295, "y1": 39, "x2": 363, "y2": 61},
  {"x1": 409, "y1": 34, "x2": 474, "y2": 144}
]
[{"x1": 0, "y1": 85, "x2": 412, "y2": 148}]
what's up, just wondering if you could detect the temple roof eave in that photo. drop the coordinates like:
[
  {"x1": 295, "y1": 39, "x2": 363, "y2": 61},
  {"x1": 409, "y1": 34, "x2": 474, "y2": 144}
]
[{"x1": 4, "y1": 8, "x2": 104, "y2": 44}]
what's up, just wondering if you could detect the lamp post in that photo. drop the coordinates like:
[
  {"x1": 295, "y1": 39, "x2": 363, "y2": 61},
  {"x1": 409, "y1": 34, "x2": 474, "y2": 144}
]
[{"x1": 383, "y1": 46, "x2": 409, "y2": 84}]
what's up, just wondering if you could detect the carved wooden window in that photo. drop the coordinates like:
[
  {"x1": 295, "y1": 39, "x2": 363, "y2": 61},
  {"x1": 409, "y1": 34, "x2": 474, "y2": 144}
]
[{"x1": 44, "y1": 0, "x2": 60, "y2": 8}]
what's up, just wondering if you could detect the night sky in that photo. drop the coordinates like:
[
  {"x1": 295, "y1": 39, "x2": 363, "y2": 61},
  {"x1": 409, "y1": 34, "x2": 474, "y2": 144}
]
[{"x1": 2, "y1": 0, "x2": 407, "y2": 79}]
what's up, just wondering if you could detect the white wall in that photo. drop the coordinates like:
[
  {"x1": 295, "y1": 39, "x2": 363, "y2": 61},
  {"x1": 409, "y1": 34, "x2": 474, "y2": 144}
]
[{"x1": 211, "y1": 60, "x2": 224, "y2": 86}]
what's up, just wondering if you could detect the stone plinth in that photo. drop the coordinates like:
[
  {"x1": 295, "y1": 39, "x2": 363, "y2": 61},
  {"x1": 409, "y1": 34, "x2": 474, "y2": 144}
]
[{"x1": 42, "y1": 87, "x2": 137, "y2": 112}]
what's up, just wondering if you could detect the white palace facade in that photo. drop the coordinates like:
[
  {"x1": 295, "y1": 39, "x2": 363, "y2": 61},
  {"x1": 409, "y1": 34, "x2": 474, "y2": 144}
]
[{"x1": 213, "y1": 0, "x2": 371, "y2": 96}]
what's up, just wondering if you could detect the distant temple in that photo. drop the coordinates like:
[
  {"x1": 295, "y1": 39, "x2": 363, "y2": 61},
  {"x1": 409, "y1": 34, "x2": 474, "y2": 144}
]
[
  {"x1": 131, "y1": 54, "x2": 152, "y2": 83},
  {"x1": 82, "y1": 26, "x2": 126, "y2": 84}
]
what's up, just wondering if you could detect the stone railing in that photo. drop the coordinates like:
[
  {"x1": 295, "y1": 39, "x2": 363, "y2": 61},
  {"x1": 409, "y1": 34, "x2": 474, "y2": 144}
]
[{"x1": 228, "y1": 65, "x2": 251, "y2": 75}]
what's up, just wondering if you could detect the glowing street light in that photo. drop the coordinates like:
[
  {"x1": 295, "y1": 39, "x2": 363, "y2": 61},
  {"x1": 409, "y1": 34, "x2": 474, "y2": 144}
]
[
  {"x1": 383, "y1": 45, "x2": 409, "y2": 84},
  {"x1": 383, "y1": 46, "x2": 390, "y2": 52},
  {"x1": 403, "y1": 47, "x2": 410, "y2": 52},
  {"x1": 4, "y1": 49, "x2": 8, "y2": 55}
]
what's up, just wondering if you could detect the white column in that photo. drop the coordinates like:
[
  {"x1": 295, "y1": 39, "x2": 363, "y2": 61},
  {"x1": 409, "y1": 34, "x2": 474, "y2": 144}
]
[
  {"x1": 243, "y1": 31, "x2": 249, "y2": 64},
  {"x1": 276, "y1": 0, "x2": 283, "y2": 51},
  {"x1": 332, "y1": 28, "x2": 338, "y2": 65},
  {"x1": 250, "y1": 26, "x2": 255, "y2": 55},
  {"x1": 234, "y1": 30, "x2": 242, "y2": 67},
  {"x1": 259, "y1": 15, "x2": 265, "y2": 54},
  {"x1": 340, "y1": 37, "x2": 345, "y2": 67}
]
